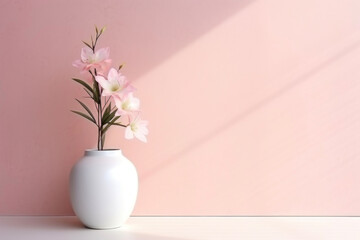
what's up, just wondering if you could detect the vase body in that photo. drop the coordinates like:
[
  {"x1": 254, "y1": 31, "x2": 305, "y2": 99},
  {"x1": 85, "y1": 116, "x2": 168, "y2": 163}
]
[{"x1": 70, "y1": 149, "x2": 138, "y2": 229}]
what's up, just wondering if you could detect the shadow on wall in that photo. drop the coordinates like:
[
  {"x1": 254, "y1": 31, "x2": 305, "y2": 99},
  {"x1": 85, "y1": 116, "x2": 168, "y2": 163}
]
[
  {"x1": 105, "y1": 0, "x2": 255, "y2": 80},
  {"x1": 139, "y1": 37, "x2": 360, "y2": 181},
  {"x1": 0, "y1": 0, "x2": 255, "y2": 214},
  {"x1": 70, "y1": 0, "x2": 255, "y2": 214}
]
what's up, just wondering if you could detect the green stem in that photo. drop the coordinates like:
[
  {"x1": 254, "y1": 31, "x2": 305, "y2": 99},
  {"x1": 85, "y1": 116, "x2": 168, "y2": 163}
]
[{"x1": 89, "y1": 27, "x2": 107, "y2": 150}]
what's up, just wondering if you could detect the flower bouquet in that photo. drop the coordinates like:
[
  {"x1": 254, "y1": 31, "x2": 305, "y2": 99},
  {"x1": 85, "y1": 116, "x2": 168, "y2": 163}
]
[{"x1": 72, "y1": 26, "x2": 148, "y2": 149}]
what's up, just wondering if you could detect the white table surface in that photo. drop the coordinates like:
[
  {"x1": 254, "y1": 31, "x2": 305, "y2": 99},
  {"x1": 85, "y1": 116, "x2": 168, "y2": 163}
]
[{"x1": 1, "y1": 216, "x2": 360, "y2": 240}]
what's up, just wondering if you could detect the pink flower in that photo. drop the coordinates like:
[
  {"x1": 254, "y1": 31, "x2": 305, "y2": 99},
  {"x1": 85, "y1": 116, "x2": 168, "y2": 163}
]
[
  {"x1": 114, "y1": 93, "x2": 140, "y2": 116},
  {"x1": 95, "y1": 68, "x2": 135, "y2": 97},
  {"x1": 125, "y1": 117, "x2": 148, "y2": 142},
  {"x1": 73, "y1": 47, "x2": 112, "y2": 75}
]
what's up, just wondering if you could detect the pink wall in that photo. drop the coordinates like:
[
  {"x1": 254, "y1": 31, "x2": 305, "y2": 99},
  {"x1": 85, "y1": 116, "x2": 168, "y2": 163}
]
[{"x1": 1, "y1": 0, "x2": 360, "y2": 215}]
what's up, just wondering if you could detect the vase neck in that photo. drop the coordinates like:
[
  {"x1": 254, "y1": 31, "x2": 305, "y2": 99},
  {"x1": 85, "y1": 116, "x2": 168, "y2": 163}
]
[{"x1": 84, "y1": 149, "x2": 122, "y2": 157}]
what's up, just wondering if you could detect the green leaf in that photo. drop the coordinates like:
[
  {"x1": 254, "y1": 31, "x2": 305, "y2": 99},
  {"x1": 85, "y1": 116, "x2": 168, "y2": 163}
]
[
  {"x1": 72, "y1": 78, "x2": 93, "y2": 93},
  {"x1": 102, "y1": 109, "x2": 117, "y2": 125},
  {"x1": 100, "y1": 26, "x2": 106, "y2": 35},
  {"x1": 110, "y1": 122, "x2": 127, "y2": 127},
  {"x1": 93, "y1": 81, "x2": 101, "y2": 104},
  {"x1": 71, "y1": 110, "x2": 96, "y2": 124},
  {"x1": 75, "y1": 99, "x2": 96, "y2": 123},
  {"x1": 91, "y1": 35, "x2": 94, "y2": 47},
  {"x1": 95, "y1": 25, "x2": 99, "y2": 36},
  {"x1": 83, "y1": 88, "x2": 93, "y2": 99},
  {"x1": 82, "y1": 40, "x2": 92, "y2": 49},
  {"x1": 102, "y1": 116, "x2": 121, "y2": 134},
  {"x1": 102, "y1": 102, "x2": 112, "y2": 121}
]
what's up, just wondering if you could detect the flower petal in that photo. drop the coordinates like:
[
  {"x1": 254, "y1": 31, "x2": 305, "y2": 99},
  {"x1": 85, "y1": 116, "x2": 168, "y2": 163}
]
[
  {"x1": 95, "y1": 75, "x2": 111, "y2": 90},
  {"x1": 81, "y1": 47, "x2": 94, "y2": 62},
  {"x1": 107, "y1": 68, "x2": 119, "y2": 82},
  {"x1": 129, "y1": 97, "x2": 140, "y2": 111},
  {"x1": 137, "y1": 125, "x2": 149, "y2": 135},
  {"x1": 72, "y1": 59, "x2": 84, "y2": 68},
  {"x1": 101, "y1": 90, "x2": 113, "y2": 97},
  {"x1": 97, "y1": 59, "x2": 112, "y2": 76},
  {"x1": 121, "y1": 84, "x2": 136, "y2": 97},
  {"x1": 95, "y1": 47, "x2": 110, "y2": 61},
  {"x1": 134, "y1": 132, "x2": 147, "y2": 142},
  {"x1": 125, "y1": 126, "x2": 134, "y2": 139},
  {"x1": 113, "y1": 96, "x2": 123, "y2": 111}
]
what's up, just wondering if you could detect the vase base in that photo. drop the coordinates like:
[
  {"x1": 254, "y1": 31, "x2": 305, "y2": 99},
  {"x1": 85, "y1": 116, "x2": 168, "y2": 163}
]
[{"x1": 83, "y1": 224, "x2": 123, "y2": 230}]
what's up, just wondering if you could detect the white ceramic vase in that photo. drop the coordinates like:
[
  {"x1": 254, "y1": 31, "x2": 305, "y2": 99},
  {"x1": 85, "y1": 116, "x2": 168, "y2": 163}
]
[{"x1": 70, "y1": 149, "x2": 138, "y2": 229}]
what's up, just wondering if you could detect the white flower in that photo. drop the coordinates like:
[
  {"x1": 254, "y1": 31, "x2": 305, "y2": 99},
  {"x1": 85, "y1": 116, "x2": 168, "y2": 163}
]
[
  {"x1": 125, "y1": 117, "x2": 149, "y2": 143},
  {"x1": 72, "y1": 47, "x2": 111, "y2": 75},
  {"x1": 95, "y1": 68, "x2": 135, "y2": 97},
  {"x1": 114, "y1": 93, "x2": 140, "y2": 116}
]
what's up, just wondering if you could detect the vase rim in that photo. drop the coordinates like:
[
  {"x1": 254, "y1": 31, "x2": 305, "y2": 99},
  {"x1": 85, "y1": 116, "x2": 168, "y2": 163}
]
[{"x1": 84, "y1": 149, "x2": 122, "y2": 156}]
